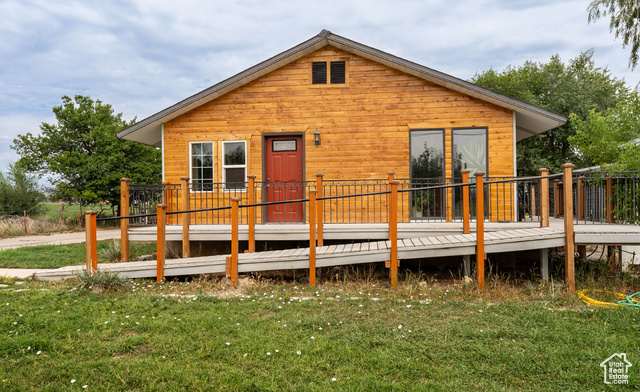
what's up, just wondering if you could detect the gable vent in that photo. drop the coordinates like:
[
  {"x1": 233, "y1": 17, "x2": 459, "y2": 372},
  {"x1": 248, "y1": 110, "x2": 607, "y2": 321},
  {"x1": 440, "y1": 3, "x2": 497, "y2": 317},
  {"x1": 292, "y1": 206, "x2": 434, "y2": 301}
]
[
  {"x1": 330, "y1": 61, "x2": 345, "y2": 84},
  {"x1": 312, "y1": 62, "x2": 327, "y2": 84}
]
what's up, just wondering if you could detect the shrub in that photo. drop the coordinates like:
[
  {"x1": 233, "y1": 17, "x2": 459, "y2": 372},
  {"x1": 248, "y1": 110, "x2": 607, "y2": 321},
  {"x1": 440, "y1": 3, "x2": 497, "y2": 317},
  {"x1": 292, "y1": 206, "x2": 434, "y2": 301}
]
[
  {"x1": 0, "y1": 163, "x2": 45, "y2": 216},
  {"x1": 76, "y1": 269, "x2": 130, "y2": 293}
]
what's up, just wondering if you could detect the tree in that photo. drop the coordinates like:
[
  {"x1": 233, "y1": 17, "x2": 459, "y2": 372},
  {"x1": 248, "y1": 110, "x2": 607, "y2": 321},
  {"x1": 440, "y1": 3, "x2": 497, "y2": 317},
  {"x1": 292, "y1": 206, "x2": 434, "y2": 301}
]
[
  {"x1": 12, "y1": 95, "x2": 161, "y2": 215},
  {"x1": 471, "y1": 50, "x2": 629, "y2": 174},
  {"x1": 588, "y1": 0, "x2": 640, "y2": 69},
  {"x1": 0, "y1": 162, "x2": 45, "y2": 216},
  {"x1": 570, "y1": 92, "x2": 640, "y2": 170}
]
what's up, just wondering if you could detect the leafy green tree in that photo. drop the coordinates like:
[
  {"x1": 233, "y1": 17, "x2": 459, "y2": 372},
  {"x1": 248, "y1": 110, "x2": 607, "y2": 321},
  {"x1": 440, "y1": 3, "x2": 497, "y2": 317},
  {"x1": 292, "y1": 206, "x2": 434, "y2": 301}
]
[
  {"x1": 12, "y1": 95, "x2": 161, "y2": 215},
  {"x1": 588, "y1": 0, "x2": 640, "y2": 69},
  {"x1": 570, "y1": 92, "x2": 640, "y2": 170},
  {"x1": 0, "y1": 162, "x2": 45, "y2": 216},
  {"x1": 471, "y1": 50, "x2": 629, "y2": 174}
]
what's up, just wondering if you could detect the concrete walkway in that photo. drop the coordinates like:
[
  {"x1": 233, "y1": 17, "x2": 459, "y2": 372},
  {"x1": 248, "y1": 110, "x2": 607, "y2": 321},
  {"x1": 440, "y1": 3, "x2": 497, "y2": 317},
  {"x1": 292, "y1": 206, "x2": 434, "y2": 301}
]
[{"x1": 0, "y1": 228, "x2": 121, "y2": 279}]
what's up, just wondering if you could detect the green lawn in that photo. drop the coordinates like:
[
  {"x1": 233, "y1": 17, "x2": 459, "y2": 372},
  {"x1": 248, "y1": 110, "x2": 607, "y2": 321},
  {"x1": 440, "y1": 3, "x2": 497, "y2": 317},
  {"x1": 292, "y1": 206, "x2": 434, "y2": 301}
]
[
  {"x1": 0, "y1": 277, "x2": 638, "y2": 391},
  {"x1": 0, "y1": 241, "x2": 157, "y2": 269}
]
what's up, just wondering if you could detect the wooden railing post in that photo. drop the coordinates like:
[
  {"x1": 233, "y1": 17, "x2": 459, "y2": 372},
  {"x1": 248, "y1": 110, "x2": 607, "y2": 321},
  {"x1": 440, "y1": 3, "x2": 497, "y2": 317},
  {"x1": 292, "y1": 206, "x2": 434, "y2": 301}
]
[
  {"x1": 577, "y1": 177, "x2": 585, "y2": 221},
  {"x1": 461, "y1": 170, "x2": 470, "y2": 234},
  {"x1": 387, "y1": 171, "x2": 395, "y2": 182},
  {"x1": 389, "y1": 180, "x2": 399, "y2": 289},
  {"x1": 562, "y1": 164, "x2": 575, "y2": 293},
  {"x1": 538, "y1": 168, "x2": 549, "y2": 227},
  {"x1": 120, "y1": 178, "x2": 130, "y2": 262},
  {"x1": 181, "y1": 177, "x2": 190, "y2": 258},
  {"x1": 553, "y1": 179, "x2": 561, "y2": 218},
  {"x1": 230, "y1": 197, "x2": 240, "y2": 287},
  {"x1": 309, "y1": 190, "x2": 317, "y2": 286},
  {"x1": 156, "y1": 204, "x2": 166, "y2": 283},
  {"x1": 85, "y1": 211, "x2": 97, "y2": 273},
  {"x1": 475, "y1": 173, "x2": 485, "y2": 290},
  {"x1": 162, "y1": 181, "x2": 170, "y2": 224},
  {"x1": 247, "y1": 176, "x2": 256, "y2": 253},
  {"x1": 315, "y1": 174, "x2": 324, "y2": 247},
  {"x1": 530, "y1": 184, "x2": 537, "y2": 218}
]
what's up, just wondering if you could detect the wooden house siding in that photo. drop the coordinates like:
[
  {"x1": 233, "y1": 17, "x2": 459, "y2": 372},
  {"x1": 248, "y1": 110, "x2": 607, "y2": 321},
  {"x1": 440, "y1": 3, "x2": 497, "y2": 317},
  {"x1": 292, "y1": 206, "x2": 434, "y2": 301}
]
[{"x1": 162, "y1": 47, "x2": 514, "y2": 223}]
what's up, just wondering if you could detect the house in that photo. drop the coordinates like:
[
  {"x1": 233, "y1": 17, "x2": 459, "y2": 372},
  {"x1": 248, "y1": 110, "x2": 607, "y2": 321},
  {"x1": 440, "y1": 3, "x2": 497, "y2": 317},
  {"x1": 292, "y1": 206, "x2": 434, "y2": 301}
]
[{"x1": 117, "y1": 29, "x2": 566, "y2": 225}]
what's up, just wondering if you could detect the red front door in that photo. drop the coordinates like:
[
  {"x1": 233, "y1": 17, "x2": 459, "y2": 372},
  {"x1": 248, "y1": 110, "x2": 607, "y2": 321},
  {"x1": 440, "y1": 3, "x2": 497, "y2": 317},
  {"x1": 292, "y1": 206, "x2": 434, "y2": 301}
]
[{"x1": 265, "y1": 136, "x2": 304, "y2": 222}]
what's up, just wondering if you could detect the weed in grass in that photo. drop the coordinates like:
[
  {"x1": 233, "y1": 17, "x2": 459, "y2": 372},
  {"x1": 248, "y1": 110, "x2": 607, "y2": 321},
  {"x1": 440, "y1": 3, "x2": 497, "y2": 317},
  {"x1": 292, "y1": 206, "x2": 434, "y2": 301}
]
[
  {"x1": 76, "y1": 269, "x2": 131, "y2": 293},
  {"x1": 100, "y1": 239, "x2": 122, "y2": 262}
]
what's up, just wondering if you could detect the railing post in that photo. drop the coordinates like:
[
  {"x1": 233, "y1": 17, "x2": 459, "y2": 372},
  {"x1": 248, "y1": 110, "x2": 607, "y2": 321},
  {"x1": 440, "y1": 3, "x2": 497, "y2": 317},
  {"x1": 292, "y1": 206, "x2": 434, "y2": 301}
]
[
  {"x1": 162, "y1": 180, "x2": 170, "y2": 225},
  {"x1": 387, "y1": 171, "x2": 395, "y2": 182},
  {"x1": 247, "y1": 176, "x2": 256, "y2": 253},
  {"x1": 562, "y1": 164, "x2": 575, "y2": 293},
  {"x1": 475, "y1": 173, "x2": 485, "y2": 290},
  {"x1": 315, "y1": 174, "x2": 324, "y2": 247},
  {"x1": 120, "y1": 178, "x2": 130, "y2": 262},
  {"x1": 309, "y1": 190, "x2": 317, "y2": 286},
  {"x1": 553, "y1": 179, "x2": 561, "y2": 218},
  {"x1": 461, "y1": 170, "x2": 470, "y2": 234},
  {"x1": 538, "y1": 168, "x2": 549, "y2": 227},
  {"x1": 606, "y1": 176, "x2": 613, "y2": 223},
  {"x1": 156, "y1": 204, "x2": 166, "y2": 283},
  {"x1": 389, "y1": 180, "x2": 399, "y2": 289},
  {"x1": 577, "y1": 176, "x2": 585, "y2": 221},
  {"x1": 181, "y1": 177, "x2": 190, "y2": 258},
  {"x1": 530, "y1": 184, "x2": 537, "y2": 218},
  {"x1": 230, "y1": 197, "x2": 240, "y2": 287},
  {"x1": 85, "y1": 211, "x2": 97, "y2": 273}
]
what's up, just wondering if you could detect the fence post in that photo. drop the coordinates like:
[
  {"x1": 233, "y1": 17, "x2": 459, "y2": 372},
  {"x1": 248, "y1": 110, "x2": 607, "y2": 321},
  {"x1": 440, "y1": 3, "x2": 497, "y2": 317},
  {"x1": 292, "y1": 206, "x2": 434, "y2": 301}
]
[
  {"x1": 230, "y1": 197, "x2": 240, "y2": 287},
  {"x1": 120, "y1": 178, "x2": 131, "y2": 262},
  {"x1": 180, "y1": 177, "x2": 190, "y2": 258},
  {"x1": 462, "y1": 170, "x2": 470, "y2": 234},
  {"x1": 315, "y1": 174, "x2": 324, "y2": 247},
  {"x1": 538, "y1": 168, "x2": 549, "y2": 227},
  {"x1": 475, "y1": 173, "x2": 485, "y2": 290},
  {"x1": 562, "y1": 164, "x2": 575, "y2": 293},
  {"x1": 156, "y1": 204, "x2": 166, "y2": 283},
  {"x1": 309, "y1": 190, "x2": 317, "y2": 286},
  {"x1": 389, "y1": 180, "x2": 399, "y2": 289},
  {"x1": 247, "y1": 176, "x2": 256, "y2": 253},
  {"x1": 85, "y1": 211, "x2": 97, "y2": 273}
]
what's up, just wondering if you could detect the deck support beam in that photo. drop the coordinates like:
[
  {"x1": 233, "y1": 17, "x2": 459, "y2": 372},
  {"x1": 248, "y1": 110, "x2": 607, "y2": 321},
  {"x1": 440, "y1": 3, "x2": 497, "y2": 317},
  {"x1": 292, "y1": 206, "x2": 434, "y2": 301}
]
[
  {"x1": 540, "y1": 248, "x2": 549, "y2": 281},
  {"x1": 463, "y1": 255, "x2": 471, "y2": 277}
]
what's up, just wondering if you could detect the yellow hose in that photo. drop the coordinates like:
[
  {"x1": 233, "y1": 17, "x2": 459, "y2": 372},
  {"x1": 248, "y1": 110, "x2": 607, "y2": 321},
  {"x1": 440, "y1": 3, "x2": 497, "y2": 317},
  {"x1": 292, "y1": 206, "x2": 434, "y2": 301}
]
[{"x1": 577, "y1": 289, "x2": 640, "y2": 308}]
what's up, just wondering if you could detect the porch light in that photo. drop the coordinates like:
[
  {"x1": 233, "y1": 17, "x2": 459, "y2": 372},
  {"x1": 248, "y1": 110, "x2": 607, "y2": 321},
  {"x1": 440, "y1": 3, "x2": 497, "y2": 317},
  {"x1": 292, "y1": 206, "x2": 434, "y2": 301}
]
[{"x1": 314, "y1": 129, "x2": 321, "y2": 146}]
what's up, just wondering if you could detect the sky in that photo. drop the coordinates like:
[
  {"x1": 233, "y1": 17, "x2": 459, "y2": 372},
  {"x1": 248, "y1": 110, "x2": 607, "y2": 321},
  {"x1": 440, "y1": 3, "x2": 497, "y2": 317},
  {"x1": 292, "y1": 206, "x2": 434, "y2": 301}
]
[{"x1": 1, "y1": 0, "x2": 638, "y2": 177}]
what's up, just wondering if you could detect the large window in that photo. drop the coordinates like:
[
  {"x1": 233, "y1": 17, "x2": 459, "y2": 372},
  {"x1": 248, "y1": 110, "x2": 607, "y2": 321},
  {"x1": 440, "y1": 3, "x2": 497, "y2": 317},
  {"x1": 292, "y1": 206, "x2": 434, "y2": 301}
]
[
  {"x1": 452, "y1": 128, "x2": 487, "y2": 178},
  {"x1": 190, "y1": 142, "x2": 213, "y2": 190},
  {"x1": 222, "y1": 141, "x2": 247, "y2": 190},
  {"x1": 410, "y1": 129, "x2": 445, "y2": 219}
]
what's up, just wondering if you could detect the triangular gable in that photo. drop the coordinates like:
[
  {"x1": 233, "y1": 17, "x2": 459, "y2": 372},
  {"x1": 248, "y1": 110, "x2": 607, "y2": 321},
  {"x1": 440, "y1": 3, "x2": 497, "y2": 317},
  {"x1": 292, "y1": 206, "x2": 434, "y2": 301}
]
[{"x1": 118, "y1": 29, "x2": 566, "y2": 147}]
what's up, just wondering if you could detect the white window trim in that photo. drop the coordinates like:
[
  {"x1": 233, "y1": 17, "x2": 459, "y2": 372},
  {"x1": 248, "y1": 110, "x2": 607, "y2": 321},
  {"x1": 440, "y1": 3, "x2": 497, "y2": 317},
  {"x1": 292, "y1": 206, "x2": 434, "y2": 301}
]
[
  {"x1": 221, "y1": 140, "x2": 247, "y2": 192},
  {"x1": 189, "y1": 141, "x2": 215, "y2": 192}
]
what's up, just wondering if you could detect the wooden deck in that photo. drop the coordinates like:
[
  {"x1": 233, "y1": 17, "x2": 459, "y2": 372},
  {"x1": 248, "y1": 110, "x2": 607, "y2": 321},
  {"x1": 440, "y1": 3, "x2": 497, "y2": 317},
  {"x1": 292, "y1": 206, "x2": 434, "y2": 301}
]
[{"x1": 36, "y1": 221, "x2": 640, "y2": 281}]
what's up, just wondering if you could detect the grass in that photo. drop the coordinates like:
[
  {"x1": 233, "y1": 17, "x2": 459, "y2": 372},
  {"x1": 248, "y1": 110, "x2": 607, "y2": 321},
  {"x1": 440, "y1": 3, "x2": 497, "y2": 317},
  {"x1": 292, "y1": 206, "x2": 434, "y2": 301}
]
[
  {"x1": 0, "y1": 241, "x2": 158, "y2": 269},
  {"x1": 0, "y1": 271, "x2": 639, "y2": 391}
]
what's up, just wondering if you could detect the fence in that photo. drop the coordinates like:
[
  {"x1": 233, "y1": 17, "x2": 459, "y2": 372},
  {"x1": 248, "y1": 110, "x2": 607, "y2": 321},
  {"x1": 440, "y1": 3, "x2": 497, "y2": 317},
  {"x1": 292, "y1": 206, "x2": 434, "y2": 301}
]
[{"x1": 88, "y1": 166, "x2": 582, "y2": 293}]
